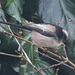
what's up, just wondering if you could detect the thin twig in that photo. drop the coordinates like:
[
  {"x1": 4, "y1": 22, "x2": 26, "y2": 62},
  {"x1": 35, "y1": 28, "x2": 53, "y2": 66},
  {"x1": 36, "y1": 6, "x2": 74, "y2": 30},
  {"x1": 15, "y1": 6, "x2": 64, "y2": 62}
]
[
  {"x1": 56, "y1": 68, "x2": 59, "y2": 75},
  {"x1": 31, "y1": 61, "x2": 64, "y2": 73},
  {"x1": 0, "y1": 52, "x2": 21, "y2": 58},
  {"x1": 35, "y1": 50, "x2": 60, "y2": 62},
  {"x1": 47, "y1": 51, "x2": 61, "y2": 59},
  {"x1": 62, "y1": 44, "x2": 67, "y2": 58},
  {"x1": 68, "y1": 19, "x2": 75, "y2": 24}
]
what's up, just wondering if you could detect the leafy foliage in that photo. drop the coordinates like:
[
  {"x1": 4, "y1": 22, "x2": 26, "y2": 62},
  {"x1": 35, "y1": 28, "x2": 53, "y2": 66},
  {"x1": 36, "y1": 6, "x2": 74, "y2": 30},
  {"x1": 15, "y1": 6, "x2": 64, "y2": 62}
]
[{"x1": 0, "y1": 0, "x2": 75, "y2": 75}]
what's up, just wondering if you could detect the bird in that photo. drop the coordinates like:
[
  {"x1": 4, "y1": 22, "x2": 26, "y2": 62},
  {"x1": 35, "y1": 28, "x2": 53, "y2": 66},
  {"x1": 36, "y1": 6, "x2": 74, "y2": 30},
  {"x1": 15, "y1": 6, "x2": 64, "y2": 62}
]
[{"x1": 0, "y1": 21, "x2": 68, "y2": 48}]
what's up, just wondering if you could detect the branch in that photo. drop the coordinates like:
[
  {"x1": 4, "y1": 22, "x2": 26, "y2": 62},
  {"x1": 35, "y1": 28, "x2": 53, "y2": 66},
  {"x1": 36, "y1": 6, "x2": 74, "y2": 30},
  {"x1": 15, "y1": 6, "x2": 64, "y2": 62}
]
[
  {"x1": 0, "y1": 52, "x2": 21, "y2": 58},
  {"x1": 0, "y1": 30, "x2": 75, "y2": 70},
  {"x1": 35, "y1": 50, "x2": 75, "y2": 70},
  {"x1": 30, "y1": 61, "x2": 64, "y2": 74}
]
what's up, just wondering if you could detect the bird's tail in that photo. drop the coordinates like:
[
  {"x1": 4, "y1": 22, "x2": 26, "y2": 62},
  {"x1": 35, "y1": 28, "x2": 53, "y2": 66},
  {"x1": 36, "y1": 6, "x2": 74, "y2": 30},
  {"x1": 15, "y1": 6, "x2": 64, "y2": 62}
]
[
  {"x1": 0, "y1": 21, "x2": 43, "y2": 33},
  {"x1": 0, "y1": 21, "x2": 33, "y2": 30}
]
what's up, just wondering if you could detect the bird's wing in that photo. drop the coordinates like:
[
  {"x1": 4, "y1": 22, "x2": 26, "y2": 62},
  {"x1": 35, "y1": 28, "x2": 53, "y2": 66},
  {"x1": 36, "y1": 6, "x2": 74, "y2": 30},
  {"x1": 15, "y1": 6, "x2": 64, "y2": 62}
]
[{"x1": 23, "y1": 24, "x2": 57, "y2": 39}]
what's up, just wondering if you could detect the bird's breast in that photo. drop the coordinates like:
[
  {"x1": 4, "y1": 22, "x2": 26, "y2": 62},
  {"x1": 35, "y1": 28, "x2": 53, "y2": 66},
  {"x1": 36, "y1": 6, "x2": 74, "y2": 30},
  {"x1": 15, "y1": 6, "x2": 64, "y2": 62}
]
[{"x1": 31, "y1": 31, "x2": 63, "y2": 48}]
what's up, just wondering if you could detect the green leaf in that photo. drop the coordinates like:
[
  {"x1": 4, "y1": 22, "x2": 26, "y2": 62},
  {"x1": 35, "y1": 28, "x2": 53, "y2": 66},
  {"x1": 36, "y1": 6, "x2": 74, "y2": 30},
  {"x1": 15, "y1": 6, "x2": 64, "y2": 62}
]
[
  {"x1": 0, "y1": 8, "x2": 9, "y2": 31},
  {"x1": 14, "y1": 0, "x2": 25, "y2": 14},
  {"x1": 5, "y1": 0, "x2": 14, "y2": 7},
  {"x1": 5, "y1": 2, "x2": 22, "y2": 22},
  {"x1": 0, "y1": 8, "x2": 5, "y2": 20},
  {"x1": 5, "y1": 0, "x2": 25, "y2": 22},
  {"x1": 0, "y1": 33, "x2": 18, "y2": 53}
]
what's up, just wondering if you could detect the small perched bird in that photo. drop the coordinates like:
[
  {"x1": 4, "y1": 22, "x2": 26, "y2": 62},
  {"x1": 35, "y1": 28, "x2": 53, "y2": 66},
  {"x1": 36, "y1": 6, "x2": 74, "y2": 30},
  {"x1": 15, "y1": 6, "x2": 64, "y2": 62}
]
[{"x1": 0, "y1": 21, "x2": 68, "y2": 48}]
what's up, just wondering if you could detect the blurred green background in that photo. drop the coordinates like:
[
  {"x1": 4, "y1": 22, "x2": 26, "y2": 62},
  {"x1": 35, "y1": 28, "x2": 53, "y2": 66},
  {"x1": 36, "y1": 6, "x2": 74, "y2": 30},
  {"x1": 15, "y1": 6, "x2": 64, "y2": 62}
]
[{"x1": 0, "y1": 0, "x2": 75, "y2": 75}]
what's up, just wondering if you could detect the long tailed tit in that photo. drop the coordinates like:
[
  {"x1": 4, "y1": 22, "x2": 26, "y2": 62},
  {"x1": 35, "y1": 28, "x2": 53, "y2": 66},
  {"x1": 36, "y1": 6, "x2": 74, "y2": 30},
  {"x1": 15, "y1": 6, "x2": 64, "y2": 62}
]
[{"x1": 0, "y1": 21, "x2": 68, "y2": 48}]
